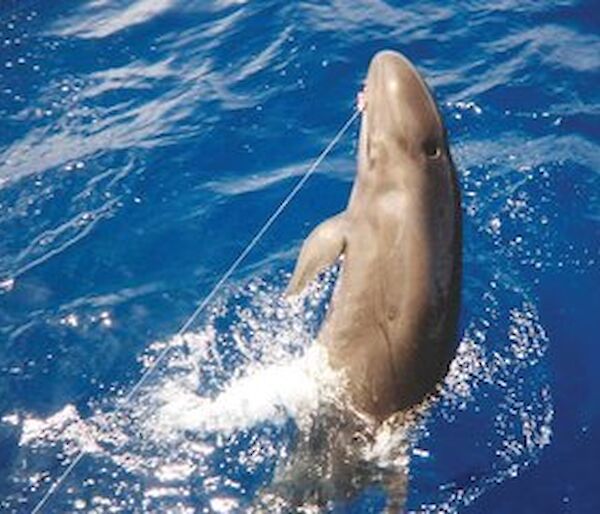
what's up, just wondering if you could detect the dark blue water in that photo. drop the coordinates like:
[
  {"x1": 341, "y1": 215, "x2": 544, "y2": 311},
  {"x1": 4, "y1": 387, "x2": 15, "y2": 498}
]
[{"x1": 1, "y1": 1, "x2": 598, "y2": 512}]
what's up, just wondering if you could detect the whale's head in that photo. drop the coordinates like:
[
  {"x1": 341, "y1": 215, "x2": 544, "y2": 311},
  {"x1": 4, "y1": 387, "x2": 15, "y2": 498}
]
[{"x1": 358, "y1": 50, "x2": 450, "y2": 185}]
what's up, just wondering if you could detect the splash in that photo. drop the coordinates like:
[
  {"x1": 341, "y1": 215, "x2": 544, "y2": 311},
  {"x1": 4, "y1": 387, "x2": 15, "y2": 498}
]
[
  {"x1": 8, "y1": 270, "x2": 342, "y2": 512},
  {"x1": 150, "y1": 344, "x2": 339, "y2": 437},
  {"x1": 5, "y1": 259, "x2": 552, "y2": 513}
]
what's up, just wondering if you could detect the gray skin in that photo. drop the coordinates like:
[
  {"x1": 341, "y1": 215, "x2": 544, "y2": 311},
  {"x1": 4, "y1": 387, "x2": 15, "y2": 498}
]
[{"x1": 287, "y1": 50, "x2": 462, "y2": 423}]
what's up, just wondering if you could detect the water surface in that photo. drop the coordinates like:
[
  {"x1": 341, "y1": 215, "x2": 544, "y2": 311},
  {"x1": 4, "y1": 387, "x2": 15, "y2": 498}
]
[{"x1": 0, "y1": 1, "x2": 599, "y2": 512}]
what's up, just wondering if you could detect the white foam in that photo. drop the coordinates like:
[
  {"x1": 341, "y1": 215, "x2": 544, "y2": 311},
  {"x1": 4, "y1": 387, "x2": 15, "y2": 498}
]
[
  {"x1": 9, "y1": 272, "x2": 553, "y2": 514},
  {"x1": 153, "y1": 345, "x2": 339, "y2": 436}
]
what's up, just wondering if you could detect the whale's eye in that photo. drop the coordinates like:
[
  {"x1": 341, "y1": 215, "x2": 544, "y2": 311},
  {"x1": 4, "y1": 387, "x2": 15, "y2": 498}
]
[{"x1": 424, "y1": 140, "x2": 441, "y2": 159}]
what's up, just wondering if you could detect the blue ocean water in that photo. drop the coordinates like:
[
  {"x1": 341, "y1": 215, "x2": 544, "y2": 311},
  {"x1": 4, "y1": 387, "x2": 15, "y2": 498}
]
[{"x1": 1, "y1": 0, "x2": 599, "y2": 512}]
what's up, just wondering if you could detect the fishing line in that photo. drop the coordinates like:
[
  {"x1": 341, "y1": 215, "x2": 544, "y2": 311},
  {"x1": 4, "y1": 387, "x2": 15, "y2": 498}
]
[{"x1": 31, "y1": 107, "x2": 360, "y2": 514}]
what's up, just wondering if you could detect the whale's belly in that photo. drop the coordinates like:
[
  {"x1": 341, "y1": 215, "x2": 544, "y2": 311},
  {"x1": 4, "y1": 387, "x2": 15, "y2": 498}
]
[{"x1": 320, "y1": 202, "x2": 456, "y2": 420}]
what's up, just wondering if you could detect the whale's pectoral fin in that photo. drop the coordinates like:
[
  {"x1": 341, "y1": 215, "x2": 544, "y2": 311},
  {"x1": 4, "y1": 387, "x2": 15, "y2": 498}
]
[{"x1": 285, "y1": 213, "x2": 346, "y2": 297}]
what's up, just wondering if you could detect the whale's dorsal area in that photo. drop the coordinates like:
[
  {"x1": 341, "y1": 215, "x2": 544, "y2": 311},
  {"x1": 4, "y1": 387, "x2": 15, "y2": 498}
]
[{"x1": 288, "y1": 50, "x2": 462, "y2": 422}]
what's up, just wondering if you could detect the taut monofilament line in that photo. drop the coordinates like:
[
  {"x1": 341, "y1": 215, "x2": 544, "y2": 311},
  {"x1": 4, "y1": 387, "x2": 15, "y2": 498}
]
[{"x1": 31, "y1": 108, "x2": 360, "y2": 514}]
